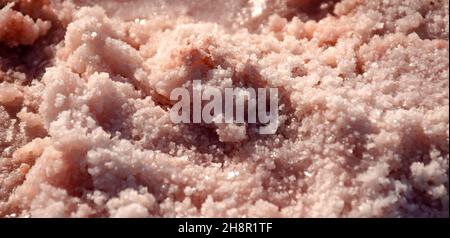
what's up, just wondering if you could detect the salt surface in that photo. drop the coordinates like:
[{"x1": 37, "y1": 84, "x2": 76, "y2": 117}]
[{"x1": 0, "y1": 0, "x2": 449, "y2": 218}]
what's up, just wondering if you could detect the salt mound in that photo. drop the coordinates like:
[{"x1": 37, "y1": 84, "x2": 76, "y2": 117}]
[{"x1": 0, "y1": 0, "x2": 448, "y2": 218}]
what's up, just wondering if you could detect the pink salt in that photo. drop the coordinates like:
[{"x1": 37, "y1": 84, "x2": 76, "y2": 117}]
[{"x1": 0, "y1": 0, "x2": 448, "y2": 218}]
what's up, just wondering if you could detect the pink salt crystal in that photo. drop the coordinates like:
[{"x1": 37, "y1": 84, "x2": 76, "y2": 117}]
[
  {"x1": 0, "y1": 84, "x2": 23, "y2": 109},
  {"x1": 0, "y1": 3, "x2": 51, "y2": 47}
]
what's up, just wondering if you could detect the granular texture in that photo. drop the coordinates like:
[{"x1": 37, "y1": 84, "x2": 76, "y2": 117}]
[{"x1": 0, "y1": 0, "x2": 448, "y2": 218}]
